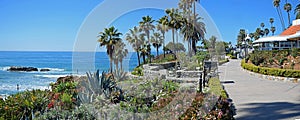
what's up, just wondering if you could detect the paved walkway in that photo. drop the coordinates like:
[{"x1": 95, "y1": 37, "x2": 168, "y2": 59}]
[{"x1": 219, "y1": 59, "x2": 300, "y2": 120}]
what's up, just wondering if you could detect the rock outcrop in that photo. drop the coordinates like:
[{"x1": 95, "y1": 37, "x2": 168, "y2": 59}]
[
  {"x1": 40, "y1": 68, "x2": 50, "y2": 72},
  {"x1": 8, "y1": 66, "x2": 38, "y2": 72}
]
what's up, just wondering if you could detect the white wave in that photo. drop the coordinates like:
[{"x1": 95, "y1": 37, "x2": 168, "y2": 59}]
[
  {"x1": 34, "y1": 74, "x2": 70, "y2": 79},
  {"x1": 0, "y1": 66, "x2": 65, "y2": 72},
  {"x1": 39, "y1": 68, "x2": 65, "y2": 72},
  {"x1": 0, "y1": 66, "x2": 10, "y2": 71}
]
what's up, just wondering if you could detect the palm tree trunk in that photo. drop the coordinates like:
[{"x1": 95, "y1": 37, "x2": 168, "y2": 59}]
[
  {"x1": 137, "y1": 51, "x2": 141, "y2": 66},
  {"x1": 278, "y1": 7, "x2": 286, "y2": 30},
  {"x1": 120, "y1": 60, "x2": 123, "y2": 70},
  {"x1": 147, "y1": 33, "x2": 152, "y2": 63},
  {"x1": 172, "y1": 28, "x2": 176, "y2": 59},
  {"x1": 192, "y1": 39, "x2": 197, "y2": 54},
  {"x1": 156, "y1": 46, "x2": 159, "y2": 57},
  {"x1": 287, "y1": 12, "x2": 291, "y2": 27},
  {"x1": 163, "y1": 33, "x2": 166, "y2": 58},
  {"x1": 110, "y1": 53, "x2": 113, "y2": 73}
]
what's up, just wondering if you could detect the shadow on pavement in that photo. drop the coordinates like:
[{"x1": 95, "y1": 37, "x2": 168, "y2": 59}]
[{"x1": 238, "y1": 102, "x2": 300, "y2": 120}]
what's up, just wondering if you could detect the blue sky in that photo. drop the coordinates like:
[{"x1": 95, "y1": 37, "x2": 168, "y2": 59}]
[{"x1": 0, "y1": 0, "x2": 298, "y2": 51}]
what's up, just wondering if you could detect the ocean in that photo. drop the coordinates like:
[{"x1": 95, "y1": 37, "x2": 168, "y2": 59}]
[{"x1": 0, "y1": 51, "x2": 138, "y2": 95}]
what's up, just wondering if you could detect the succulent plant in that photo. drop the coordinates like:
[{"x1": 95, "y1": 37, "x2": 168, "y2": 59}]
[
  {"x1": 78, "y1": 70, "x2": 124, "y2": 104},
  {"x1": 113, "y1": 68, "x2": 128, "y2": 82}
]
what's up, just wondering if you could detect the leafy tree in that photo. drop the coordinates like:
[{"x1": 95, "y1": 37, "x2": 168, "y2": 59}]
[{"x1": 98, "y1": 26, "x2": 122, "y2": 73}]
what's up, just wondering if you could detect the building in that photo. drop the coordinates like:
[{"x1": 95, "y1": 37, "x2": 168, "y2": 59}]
[{"x1": 253, "y1": 19, "x2": 300, "y2": 50}]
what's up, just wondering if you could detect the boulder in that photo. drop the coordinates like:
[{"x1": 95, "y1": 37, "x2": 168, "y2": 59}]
[
  {"x1": 40, "y1": 68, "x2": 50, "y2": 72},
  {"x1": 8, "y1": 66, "x2": 38, "y2": 72}
]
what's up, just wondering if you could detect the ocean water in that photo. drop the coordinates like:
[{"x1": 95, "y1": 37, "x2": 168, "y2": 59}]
[{"x1": 0, "y1": 51, "x2": 138, "y2": 95}]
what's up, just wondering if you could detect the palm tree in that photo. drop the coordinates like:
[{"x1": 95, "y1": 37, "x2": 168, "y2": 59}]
[
  {"x1": 126, "y1": 26, "x2": 144, "y2": 66},
  {"x1": 157, "y1": 16, "x2": 169, "y2": 57},
  {"x1": 260, "y1": 22, "x2": 265, "y2": 29},
  {"x1": 271, "y1": 26, "x2": 276, "y2": 35},
  {"x1": 165, "y1": 8, "x2": 179, "y2": 58},
  {"x1": 113, "y1": 41, "x2": 128, "y2": 70},
  {"x1": 295, "y1": 3, "x2": 300, "y2": 19},
  {"x1": 273, "y1": 0, "x2": 286, "y2": 30},
  {"x1": 140, "y1": 43, "x2": 149, "y2": 64},
  {"x1": 139, "y1": 16, "x2": 155, "y2": 63},
  {"x1": 98, "y1": 26, "x2": 122, "y2": 73},
  {"x1": 151, "y1": 32, "x2": 163, "y2": 57},
  {"x1": 269, "y1": 18, "x2": 274, "y2": 27},
  {"x1": 264, "y1": 28, "x2": 270, "y2": 36},
  {"x1": 249, "y1": 33, "x2": 254, "y2": 41},
  {"x1": 284, "y1": 3, "x2": 292, "y2": 27}
]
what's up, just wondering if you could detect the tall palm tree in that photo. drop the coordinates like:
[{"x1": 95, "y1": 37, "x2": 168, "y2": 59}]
[
  {"x1": 260, "y1": 22, "x2": 265, "y2": 29},
  {"x1": 126, "y1": 26, "x2": 144, "y2": 66},
  {"x1": 273, "y1": 0, "x2": 286, "y2": 30},
  {"x1": 165, "y1": 8, "x2": 180, "y2": 58},
  {"x1": 269, "y1": 18, "x2": 274, "y2": 27},
  {"x1": 157, "y1": 16, "x2": 169, "y2": 57},
  {"x1": 151, "y1": 32, "x2": 163, "y2": 57},
  {"x1": 264, "y1": 28, "x2": 270, "y2": 36},
  {"x1": 140, "y1": 42, "x2": 149, "y2": 64},
  {"x1": 139, "y1": 16, "x2": 155, "y2": 63},
  {"x1": 97, "y1": 26, "x2": 122, "y2": 73},
  {"x1": 284, "y1": 3, "x2": 292, "y2": 27},
  {"x1": 113, "y1": 41, "x2": 128, "y2": 70},
  {"x1": 271, "y1": 26, "x2": 276, "y2": 35},
  {"x1": 295, "y1": 3, "x2": 300, "y2": 19}
]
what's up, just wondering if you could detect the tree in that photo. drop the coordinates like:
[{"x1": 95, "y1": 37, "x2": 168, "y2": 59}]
[
  {"x1": 254, "y1": 28, "x2": 261, "y2": 40},
  {"x1": 271, "y1": 26, "x2": 276, "y2": 35},
  {"x1": 269, "y1": 18, "x2": 274, "y2": 27},
  {"x1": 97, "y1": 26, "x2": 122, "y2": 73},
  {"x1": 295, "y1": 3, "x2": 300, "y2": 19},
  {"x1": 165, "y1": 8, "x2": 183, "y2": 58},
  {"x1": 273, "y1": 0, "x2": 286, "y2": 30},
  {"x1": 157, "y1": 16, "x2": 169, "y2": 57},
  {"x1": 139, "y1": 16, "x2": 155, "y2": 63},
  {"x1": 237, "y1": 29, "x2": 246, "y2": 46},
  {"x1": 264, "y1": 28, "x2": 270, "y2": 36},
  {"x1": 284, "y1": 3, "x2": 292, "y2": 26},
  {"x1": 166, "y1": 42, "x2": 186, "y2": 53},
  {"x1": 113, "y1": 41, "x2": 128, "y2": 70},
  {"x1": 126, "y1": 26, "x2": 144, "y2": 66},
  {"x1": 260, "y1": 22, "x2": 265, "y2": 29},
  {"x1": 151, "y1": 32, "x2": 163, "y2": 57}
]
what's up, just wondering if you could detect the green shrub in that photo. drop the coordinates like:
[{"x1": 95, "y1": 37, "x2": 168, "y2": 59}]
[
  {"x1": 131, "y1": 67, "x2": 143, "y2": 76},
  {"x1": 241, "y1": 59, "x2": 300, "y2": 78}
]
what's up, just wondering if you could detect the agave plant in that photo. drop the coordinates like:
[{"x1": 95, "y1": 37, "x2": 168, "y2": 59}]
[
  {"x1": 112, "y1": 68, "x2": 128, "y2": 82},
  {"x1": 78, "y1": 70, "x2": 124, "y2": 104}
]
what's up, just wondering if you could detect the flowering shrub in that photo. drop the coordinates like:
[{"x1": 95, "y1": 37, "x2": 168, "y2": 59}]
[{"x1": 0, "y1": 90, "x2": 49, "y2": 119}]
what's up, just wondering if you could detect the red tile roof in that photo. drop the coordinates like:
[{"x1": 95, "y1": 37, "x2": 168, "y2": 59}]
[{"x1": 280, "y1": 25, "x2": 300, "y2": 36}]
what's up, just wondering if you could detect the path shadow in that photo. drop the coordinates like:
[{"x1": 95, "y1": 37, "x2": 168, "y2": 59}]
[
  {"x1": 238, "y1": 102, "x2": 300, "y2": 120},
  {"x1": 220, "y1": 80, "x2": 235, "y2": 84}
]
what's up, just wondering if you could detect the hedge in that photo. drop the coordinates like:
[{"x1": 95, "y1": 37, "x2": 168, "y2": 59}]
[{"x1": 241, "y1": 59, "x2": 300, "y2": 78}]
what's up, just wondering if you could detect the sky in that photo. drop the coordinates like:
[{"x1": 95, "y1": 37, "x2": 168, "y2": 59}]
[{"x1": 0, "y1": 0, "x2": 299, "y2": 51}]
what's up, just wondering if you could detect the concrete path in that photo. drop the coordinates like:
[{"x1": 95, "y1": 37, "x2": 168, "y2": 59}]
[{"x1": 219, "y1": 59, "x2": 300, "y2": 120}]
